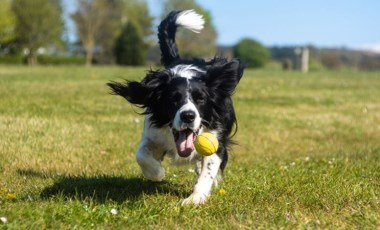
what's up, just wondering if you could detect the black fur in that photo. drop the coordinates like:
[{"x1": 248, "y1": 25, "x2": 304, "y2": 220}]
[{"x1": 157, "y1": 10, "x2": 181, "y2": 67}]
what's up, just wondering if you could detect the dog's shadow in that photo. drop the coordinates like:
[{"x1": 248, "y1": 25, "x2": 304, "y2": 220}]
[{"x1": 18, "y1": 169, "x2": 187, "y2": 204}]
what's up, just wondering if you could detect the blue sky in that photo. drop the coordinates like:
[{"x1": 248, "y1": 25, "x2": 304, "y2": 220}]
[{"x1": 63, "y1": 0, "x2": 380, "y2": 51}]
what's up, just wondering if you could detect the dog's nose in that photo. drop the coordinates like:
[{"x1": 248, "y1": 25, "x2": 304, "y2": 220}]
[{"x1": 180, "y1": 111, "x2": 196, "y2": 123}]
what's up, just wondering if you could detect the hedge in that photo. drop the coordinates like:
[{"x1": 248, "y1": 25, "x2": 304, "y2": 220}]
[
  {"x1": 37, "y1": 55, "x2": 85, "y2": 65},
  {"x1": 0, "y1": 55, "x2": 23, "y2": 64},
  {"x1": 0, "y1": 55, "x2": 85, "y2": 65}
]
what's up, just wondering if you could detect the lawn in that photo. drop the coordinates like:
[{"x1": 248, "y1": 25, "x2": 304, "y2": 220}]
[{"x1": 0, "y1": 66, "x2": 379, "y2": 229}]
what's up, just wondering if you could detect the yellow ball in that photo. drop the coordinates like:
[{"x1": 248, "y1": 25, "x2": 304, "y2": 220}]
[{"x1": 194, "y1": 132, "x2": 219, "y2": 156}]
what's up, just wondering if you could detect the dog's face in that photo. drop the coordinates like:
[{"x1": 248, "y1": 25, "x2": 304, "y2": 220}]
[
  {"x1": 108, "y1": 59, "x2": 243, "y2": 157},
  {"x1": 166, "y1": 73, "x2": 212, "y2": 157}
]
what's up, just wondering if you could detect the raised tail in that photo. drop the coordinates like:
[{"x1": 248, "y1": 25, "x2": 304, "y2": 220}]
[{"x1": 158, "y1": 10, "x2": 205, "y2": 67}]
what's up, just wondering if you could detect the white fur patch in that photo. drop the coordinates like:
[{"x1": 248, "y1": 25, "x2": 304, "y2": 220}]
[
  {"x1": 182, "y1": 154, "x2": 222, "y2": 205},
  {"x1": 173, "y1": 99, "x2": 202, "y2": 131},
  {"x1": 170, "y1": 64, "x2": 204, "y2": 79},
  {"x1": 176, "y1": 10, "x2": 205, "y2": 33}
]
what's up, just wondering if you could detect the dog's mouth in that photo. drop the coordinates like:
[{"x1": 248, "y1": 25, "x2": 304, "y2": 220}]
[{"x1": 172, "y1": 128, "x2": 200, "y2": 157}]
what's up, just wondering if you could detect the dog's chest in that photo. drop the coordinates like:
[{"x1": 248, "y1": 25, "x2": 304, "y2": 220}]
[{"x1": 141, "y1": 117, "x2": 199, "y2": 164}]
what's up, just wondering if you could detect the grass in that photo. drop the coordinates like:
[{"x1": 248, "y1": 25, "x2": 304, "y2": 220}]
[{"x1": 0, "y1": 65, "x2": 379, "y2": 229}]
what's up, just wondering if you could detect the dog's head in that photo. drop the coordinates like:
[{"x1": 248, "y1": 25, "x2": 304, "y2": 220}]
[{"x1": 108, "y1": 59, "x2": 243, "y2": 157}]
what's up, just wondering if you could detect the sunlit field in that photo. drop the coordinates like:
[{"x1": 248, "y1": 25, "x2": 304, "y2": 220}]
[{"x1": 1, "y1": 66, "x2": 379, "y2": 228}]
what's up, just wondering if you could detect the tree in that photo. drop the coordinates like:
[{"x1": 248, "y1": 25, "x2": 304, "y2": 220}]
[
  {"x1": 163, "y1": 0, "x2": 217, "y2": 58},
  {"x1": 12, "y1": 0, "x2": 63, "y2": 65},
  {"x1": 123, "y1": 0, "x2": 154, "y2": 44},
  {"x1": 93, "y1": 0, "x2": 124, "y2": 64},
  {"x1": 0, "y1": 0, "x2": 16, "y2": 48},
  {"x1": 72, "y1": 0, "x2": 120, "y2": 66},
  {"x1": 359, "y1": 54, "x2": 380, "y2": 71},
  {"x1": 320, "y1": 52, "x2": 342, "y2": 70},
  {"x1": 71, "y1": 0, "x2": 153, "y2": 65},
  {"x1": 233, "y1": 38, "x2": 270, "y2": 68},
  {"x1": 114, "y1": 22, "x2": 145, "y2": 66}
]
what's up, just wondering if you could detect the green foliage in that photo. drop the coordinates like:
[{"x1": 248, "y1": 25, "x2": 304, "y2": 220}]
[
  {"x1": 0, "y1": 55, "x2": 22, "y2": 64},
  {"x1": 114, "y1": 22, "x2": 145, "y2": 66},
  {"x1": 0, "y1": 0, "x2": 15, "y2": 45},
  {"x1": 11, "y1": 0, "x2": 63, "y2": 65},
  {"x1": 308, "y1": 56, "x2": 324, "y2": 71},
  {"x1": 320, "y1": 51, "x2": 343, "y2": 70},
  {"x1": 234, "y1": 38, "x2": 270, "y2": 68},
  {"x1": 359, "y1": 54, "x2": 380, "y2": 71},
  {"x1": 71, "y1": 0, "x2": 153, "y2": 65},
  {"x1": 0, "y1": 54, "x2": 85, "y2": 66},
  {"x1": 71, "y1": 0, "x2": 122, "y2": 66},
  {"x1": 0, "y1": 66, "x2": 379, "y2": 228},
  {"x1": 94, "y1": 0, "x2": 125, "y2": 65},
  {"x1": 37, "y1": 55, "x2": 86, "y2": 65},
  {"x1": 123, "y1": 0, "x2": 154, "y2": 42},
  {"x1": 163, "y1": 0, "x2": 217, "y2": 58}
]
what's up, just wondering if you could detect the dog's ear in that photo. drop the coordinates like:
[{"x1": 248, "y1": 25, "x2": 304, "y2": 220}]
[
  {"x1": 107, "y1": 71, "x2": 170, "y2": 107},
  {"x1": 206, "y1": 59, "x2": 244, "y2": 97}
]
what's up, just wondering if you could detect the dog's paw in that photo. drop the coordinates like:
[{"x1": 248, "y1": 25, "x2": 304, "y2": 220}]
[
  {"x1": 181, "y1": 192, "x2": 208, "y2": 205},
  {"x1": 145, "y1": 175, "x2": 164, "y2": 182},
  {"x1": 142, "y1": 167, "x2": 165, "y2": 182}
]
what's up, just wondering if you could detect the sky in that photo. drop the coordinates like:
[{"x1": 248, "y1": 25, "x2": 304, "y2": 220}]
[{"x1": 63, "y1": 0, "x2": 380, "y2": 52}]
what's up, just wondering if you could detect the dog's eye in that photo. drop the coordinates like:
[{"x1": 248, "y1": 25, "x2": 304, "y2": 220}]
[
  {"x1": 171, "y1": 92, "x2": 182, "y2": 103},
  {"x1": 193, "y1": 93, "x2": 205, "y2": 104},
  {"x1": 196, "y1": 98, "x2": 205, "y2": 104}
]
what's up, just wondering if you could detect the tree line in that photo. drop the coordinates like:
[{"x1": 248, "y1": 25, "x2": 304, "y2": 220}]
[
  {"x1": 0, "y1": 0, "x2": 272, "y2": 68},
  {"x1": 2, "y1": 0, "x2": 378, "y2": 70},
  {"x1": 271, "y1": 46, "x2": 380, "y2": 71},
  {"x1": 0, "y1": 0, "x2": 221, "y2": 66}
]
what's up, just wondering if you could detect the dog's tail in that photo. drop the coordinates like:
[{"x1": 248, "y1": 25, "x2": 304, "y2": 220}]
[{"x1": 158, "y1": 10, "x2": 204, "y2": 67}]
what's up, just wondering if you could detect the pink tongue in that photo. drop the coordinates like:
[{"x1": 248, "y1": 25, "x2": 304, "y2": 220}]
[{"x1": 176, "y1": 130, "x2": 195, "y2": 157}]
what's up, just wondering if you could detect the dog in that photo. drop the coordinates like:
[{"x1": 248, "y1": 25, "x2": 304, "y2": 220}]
[{"x1": 108, "y1": 10, "x2": 244, "y2": 205}]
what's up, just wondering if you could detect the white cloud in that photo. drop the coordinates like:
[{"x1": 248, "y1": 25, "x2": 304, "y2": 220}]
[{"x1": 355, "y1": 43, "x2": 380, "y2": 53}]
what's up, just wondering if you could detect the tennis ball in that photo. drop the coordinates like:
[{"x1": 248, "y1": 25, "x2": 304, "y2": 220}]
[{"x1": 194, "y1": 132, "x2": 219, "y2": 156}]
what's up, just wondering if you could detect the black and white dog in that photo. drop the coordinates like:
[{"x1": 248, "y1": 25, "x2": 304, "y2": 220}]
[{"x1": 108, "y1": 10, "x2": 244, "y2": 204}]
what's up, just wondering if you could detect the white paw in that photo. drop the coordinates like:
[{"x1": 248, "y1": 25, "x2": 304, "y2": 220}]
[
  {"x1": 142, "y1": 167, "x2": 165, "y2": 182},
  {"x1": 181, "y1": 192, "x2": 208, "y2": 205}
]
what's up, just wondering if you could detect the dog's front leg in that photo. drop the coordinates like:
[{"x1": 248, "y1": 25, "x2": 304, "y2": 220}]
[
  {"x1": 182, "y1": 154, "x2": 222, "y2": 205},
  {"x1": 136, "y1": 139, "x2": 165, "y2": 182}
]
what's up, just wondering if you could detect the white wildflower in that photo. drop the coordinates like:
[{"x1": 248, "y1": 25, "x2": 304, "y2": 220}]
[
  {"x1": 110, "y1": 208, "x2": 118, "y2": 215},
  {"x1": 0, "y1": 217, "x2": 7, "y2": 224}
]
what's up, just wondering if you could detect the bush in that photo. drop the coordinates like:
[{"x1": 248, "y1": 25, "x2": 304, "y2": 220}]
[
  {"x1": 0, "y1": 55, "x2": 85, "y2": 65},
  {"x1": 359, "y1": 55, "x2": 380, "y2": 71},
  {"x1": 233, "y1": 38, "x2": 270, "y2": 68},
  {"x1": 114, "y1": 22, "x2": 145, "y2": 66},
  {"x1": 282, "y1": 58, "x2": 293, "y2": 70},
  {"x1": 0, "y1": 55, "x2": 23, "y2": 64},
  {"x1": 37, "y1": 55, "x2": 85, "y2": 65},
  {"x1": 308, "y1": 57, "x2": 324, "y2": 71},
  {"x1": 320, "y1": 53, "x2": 342, "y2": 70}
]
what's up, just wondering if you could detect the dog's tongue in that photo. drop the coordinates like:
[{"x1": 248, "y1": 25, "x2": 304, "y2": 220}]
[{"x1": 176, "y1": 130, "x2": 195, "y2": 157}]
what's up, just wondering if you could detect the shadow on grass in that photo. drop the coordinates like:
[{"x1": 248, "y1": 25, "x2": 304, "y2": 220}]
[{"x1": 18, "y1": 169, "x2": 187, "y2": 204}]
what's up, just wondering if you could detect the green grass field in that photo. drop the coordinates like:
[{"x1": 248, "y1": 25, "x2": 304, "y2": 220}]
[{"x1": 1, "y1": 66, "x2": 379, "y2": 229}]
